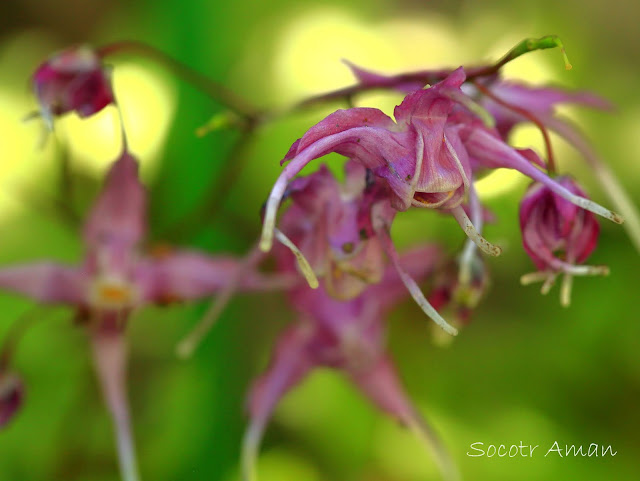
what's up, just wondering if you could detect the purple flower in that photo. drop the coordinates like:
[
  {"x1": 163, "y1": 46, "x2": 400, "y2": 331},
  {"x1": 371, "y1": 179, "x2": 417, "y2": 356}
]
[
  {"x1": 32, "y1": 45, "x2": 115, "y2": 128},
  {"x1": 243, "y1": 244, "x2": 459, "y2": 481},
  {"x1": 273, "y1": 161, "x2": 458, "y2": 335},
  {"x1": 0, "y1": 149, "x2": 284, "y2": 481},
  {"x1": 259, "y1": 69, "x2": 622, "y2": 267},
  {"x1": 477, "y1": 80, "x2": 611, "y2": 139},
  {"x1": 519, "y1": 177, "x2": 606, "y2": 306},
  {"x1": 0, "y1": 151, "x2": 275, "y2": 314},
  {"x1": 0, "y1": 372, "x2": 23, "y2": 429}
]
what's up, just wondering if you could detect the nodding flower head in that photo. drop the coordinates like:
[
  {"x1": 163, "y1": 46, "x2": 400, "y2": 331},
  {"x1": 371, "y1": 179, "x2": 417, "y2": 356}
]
[
  {"x1": 259, "y1": 69, "x2": 505, "y2": 258},
  {"x1": 272, "y1": 161, "x2": 458, "y2": 336},
  {"x1": 276, "y1": 162, "x2": 390, "y2": 300},
  {"x1": 0, "y1": 372, "x2": 23, "y2": 429},
  {"x1": 32, "y1": 45, "x2": 114, "y2": 127},
  {"x1": 519, "y1": 177, "x2": 606, "y2": 306}
]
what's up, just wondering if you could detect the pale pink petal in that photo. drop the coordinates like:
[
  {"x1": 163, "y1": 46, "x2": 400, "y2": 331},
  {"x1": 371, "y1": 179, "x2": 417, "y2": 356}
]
[
  {"x1": 0, "y1": 262, "x2": 87, "y2": 304},
  {"x1": 84, "y1": 152, "x2": 147, "y2": 250},
  {"x1": 137, "y1": 250, "x2": 292, "y2": 304}
]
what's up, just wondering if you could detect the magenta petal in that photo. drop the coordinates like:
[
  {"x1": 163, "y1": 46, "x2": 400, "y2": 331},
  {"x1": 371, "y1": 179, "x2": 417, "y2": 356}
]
[
  {"x1": 0, "y1": 373, "x2": 23, "y2": 428},
  {"x1": 0, "y1": 262, "x2": 87, "y2": 304},
  {"x1": 349, "y1": 355, "x2": 417, "y2": 425},
  {"x1": 137, "y1": 250, "x2": 288, "y2": 303},
  {"x1": 84, "y1": 152, "x2": 147, "y2": 251},
  {"x1": 282, "y1": 108, "x2": 397, "y2": 165}
]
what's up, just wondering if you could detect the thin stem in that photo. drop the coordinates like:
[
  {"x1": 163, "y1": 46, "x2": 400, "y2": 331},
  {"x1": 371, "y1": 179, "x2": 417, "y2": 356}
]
[
  {"x1": 375, "y1": 222, "x2": 458, "y2": 336},
  {"x1": 158, "y1": 128, "x2": 255, "y2": 242},
  {"x1": 285, "y1": 36, "x2": 571, "y2": 114},
  {"x1": 176, "y1": 243, "x2": 266, "y2": 359},
  {"x1": 90, "y1": 327, "x2": 140, "y2": 481},
  {"x1": 97, "y1": 41, "x2": 258, "y2": 121},
  {"x1": 472, "y1": 79, "x2": 557, "y2": 174}
]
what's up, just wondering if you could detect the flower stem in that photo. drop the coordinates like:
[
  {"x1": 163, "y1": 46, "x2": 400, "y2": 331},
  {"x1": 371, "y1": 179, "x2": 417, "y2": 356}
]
[
  {"x1": 90, "y1": 326, "x2": 140, "y2": 481},
  {"x1": 97, "y1": 41, "x2": 258, "y2": 121},
  {"x1": 287, "y1": 36, "x2": 571, "y2": 113}
]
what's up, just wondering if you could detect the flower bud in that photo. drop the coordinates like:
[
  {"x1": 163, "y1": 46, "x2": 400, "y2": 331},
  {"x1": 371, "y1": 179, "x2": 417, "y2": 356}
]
[
  {"x1": 32, "y1": 45, "x2": 114, "y2": 125},
  {"x1": 519, "y1": 177, "x2": 606, "y2": 305}
]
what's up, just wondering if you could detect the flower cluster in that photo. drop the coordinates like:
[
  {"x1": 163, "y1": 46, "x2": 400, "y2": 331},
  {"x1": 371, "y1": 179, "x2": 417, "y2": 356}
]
[{"x1": 0, "y1": 36, "x2": 635, "y2": 481}]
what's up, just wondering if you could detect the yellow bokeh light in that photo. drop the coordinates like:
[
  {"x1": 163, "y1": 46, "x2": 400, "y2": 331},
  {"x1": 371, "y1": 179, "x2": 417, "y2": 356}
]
[{"x1": 57, "y1": 62, "x2": 176, "y2": 176}]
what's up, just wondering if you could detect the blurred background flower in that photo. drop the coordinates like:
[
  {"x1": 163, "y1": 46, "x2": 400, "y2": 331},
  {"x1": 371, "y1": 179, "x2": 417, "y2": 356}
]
[{"x1": 0, "y1": 0, "x2": 638, "y2": 480}]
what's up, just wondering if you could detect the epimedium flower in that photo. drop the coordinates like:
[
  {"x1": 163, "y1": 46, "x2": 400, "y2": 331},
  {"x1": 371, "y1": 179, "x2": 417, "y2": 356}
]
[
  {"x1": 519, "y1": 177, "x2": 606, "y2": 306},
  {"x1": 259, "y1": 68, "x2": 623, "y2": 270},
  {"x1": 243, "y1": 244, "x2": 460, "y2": 481},
  {"x1": 273, "y1": 161, "x2": 458, "y2": 335},
  {"x1": 0, "y1": 148, "x2": 291, "y2": 481},
  {"x1": 31, "y1": 45, "x2": 115, "y2": 128}
]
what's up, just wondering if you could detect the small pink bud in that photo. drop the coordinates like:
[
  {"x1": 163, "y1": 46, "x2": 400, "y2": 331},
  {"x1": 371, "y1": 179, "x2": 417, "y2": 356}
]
[
  {"x1": 0, "y1": 373, "x2": 23, "y2": 428},
  {"x1": 519, "y1": 177, "x2": 607, "y2": 306},
  {"x1": 32, "y1": 45, "x2": 114, "y2": 125}
]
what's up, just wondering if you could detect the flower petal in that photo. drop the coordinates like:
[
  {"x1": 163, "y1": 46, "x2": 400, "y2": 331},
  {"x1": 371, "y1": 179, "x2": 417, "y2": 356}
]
[
  {"x1": 84, "y1": 152, "x2": 147, "y2": 251},
  {"x1": 137, "y1": 250, "x2": 292, "y2": 304},
  {"x1": 0, "y1": 262, "x2": 86, "y2": 304},
  {"x1": 243, "y1": 326, "x2": 314, "y2": 481}
]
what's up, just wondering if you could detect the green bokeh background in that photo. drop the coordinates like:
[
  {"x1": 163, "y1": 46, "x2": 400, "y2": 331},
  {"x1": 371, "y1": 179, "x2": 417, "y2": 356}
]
[{"x1": 0, "y1": 1, "x2": 639, "y2": 480}]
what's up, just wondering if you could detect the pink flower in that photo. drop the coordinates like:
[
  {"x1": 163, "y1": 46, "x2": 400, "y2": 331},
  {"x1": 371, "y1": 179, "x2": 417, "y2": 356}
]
[
  {"x1": 0, "y1": 149, "x2": 285, "y2": 481},
  {"x1": 32, "y1": 45, "x2": 115, "y2": 127},
  {"x1": 243, "y1": 245, "x2": 459, "y2": 481},
  {"x1": 273, "y1": 161, "x2": 458, "y2": 335},
  {"x1": 259, "y1": 69, "x2": 622, "y2": 266},
  {"x1": 519, "y1": 177, "x2": 607, "y2": 306}
]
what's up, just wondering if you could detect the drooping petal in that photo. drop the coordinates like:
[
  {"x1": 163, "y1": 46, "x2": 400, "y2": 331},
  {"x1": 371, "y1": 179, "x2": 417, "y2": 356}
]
[
  {"x1": 466, "y1": 128, "x2": 623, "y2": 224},
  {"x1": 261, "y1": 115, "x2": 412, "y2": 252},
  {"x1": 0, "y1": 262, "x2": 87, "y2": 304},
  {"x1": 90, "y1": 324, "x2": 140, "y2": 481},
  {"x1": 484, "y1": 81, "x2": 612, "y2": 138},
  {"x1": 349, "y1": 356, "x2": 460, "y2": 481},
  {"x1": 243, "y1": 326, "x2": 315, "y2": 481}
]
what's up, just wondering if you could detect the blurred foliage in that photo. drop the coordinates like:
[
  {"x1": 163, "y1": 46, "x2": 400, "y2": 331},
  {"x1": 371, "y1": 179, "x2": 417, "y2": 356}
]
[{"x1": 0, "y1": 0, "x2": 639, "y2": 480}]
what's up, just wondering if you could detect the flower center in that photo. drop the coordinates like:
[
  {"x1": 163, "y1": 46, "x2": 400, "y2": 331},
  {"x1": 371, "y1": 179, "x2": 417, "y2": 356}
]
[{"x1": 90, "y1": 278, "x2": 137, "y2": 310}]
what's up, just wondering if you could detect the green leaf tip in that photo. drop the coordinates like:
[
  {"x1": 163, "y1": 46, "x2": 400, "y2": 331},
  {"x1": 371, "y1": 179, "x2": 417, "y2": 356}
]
[{"x1": 500, "y1": 35, "x2": 573, "y2": 71}]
